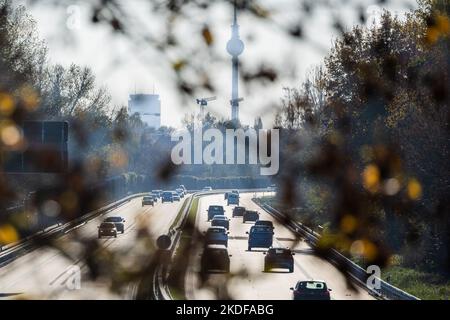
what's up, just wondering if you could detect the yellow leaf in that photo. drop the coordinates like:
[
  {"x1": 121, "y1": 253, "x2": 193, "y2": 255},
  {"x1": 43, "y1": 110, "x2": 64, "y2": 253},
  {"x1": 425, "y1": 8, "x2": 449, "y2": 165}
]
[
  {"x1": 407, "y1": 178, "x2": 422, "y2": 200},
  {"x1": 0, "y1": 93, "x2": 15, "y2": 116},
  {"x1": 362, "y1": 164, "x2": 380, "y2": 193},
  {"x1": 0, "y1": 224, "x2": 19, "y2": 245}
]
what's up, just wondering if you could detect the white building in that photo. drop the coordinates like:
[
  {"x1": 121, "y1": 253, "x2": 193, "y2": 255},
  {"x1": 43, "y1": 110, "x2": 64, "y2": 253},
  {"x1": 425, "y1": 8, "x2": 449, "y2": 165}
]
[{"x1": 128, "y1": 94, "x2": 161, "y2": 129}]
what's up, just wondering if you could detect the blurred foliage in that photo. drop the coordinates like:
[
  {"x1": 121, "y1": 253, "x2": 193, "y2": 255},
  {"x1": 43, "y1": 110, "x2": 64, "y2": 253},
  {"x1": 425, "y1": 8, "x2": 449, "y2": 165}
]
[
  {"x1": 0, "y1": 0, "x2": 448, "y2": 300},
  {"x1": 274, "y1": 0, "x2": 450, "y2": 280}
]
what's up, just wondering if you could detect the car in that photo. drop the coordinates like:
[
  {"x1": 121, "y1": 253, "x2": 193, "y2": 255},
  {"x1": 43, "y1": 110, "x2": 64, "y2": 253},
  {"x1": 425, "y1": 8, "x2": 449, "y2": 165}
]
[
  {"x1": 264, "y1": 247, "x2": 295, "y2": 272},
  {"x1": 211, "y1": 215, "x2": 230, "y2": 230},
  {"x1": 290, "y1": 280, "x2": 331, "y2": 300},
  {"x1": 98, "y1": 222, "x2": 117, "y2": 238},
  {"x1": 204, "y1": 226, "x2": 229, "y2": 247},
  {"x1": 243, "y1": 210, "x2": 259, "y2": 223},
  {"x1": 246, "y1": 225, "x2": 274, "y2": 250},
  {"x1": 200, "y1": 245, "x2": 231, "y2": 273},
  {"x1": 173, "y1": 193, "x2": 181, "y2": 201},
  {"x1": 232, "y1": 206, "x2": 246, "y2": 217},
  {"x1": 162, "y1": 191, "x2": 174, "y2": 203},
  {"x1": 150, "y1": 191, "x2": 159, "y2": 200},
  {"x1": 227, "y1": 192, "x2": 239, "y2": 205},
  {"x1": 103, "y1": 216, "x2": 126, "y2": 234},
  {"x1": 203, "y1": 186, "x2": 213, "y2": 191},
  {"x1": 207, "y1": 205, "x2": 225, "y2": 221},
  {"x1": 142, "y1": 196, "x2": 155, "y2": 206},
  {"x1": 255, "y1": 220, "x2": 274, "y2": 229}
]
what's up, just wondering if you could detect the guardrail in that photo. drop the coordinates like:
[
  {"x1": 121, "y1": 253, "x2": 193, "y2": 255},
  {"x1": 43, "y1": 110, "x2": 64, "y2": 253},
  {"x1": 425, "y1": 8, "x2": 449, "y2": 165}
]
[
  {"x1": 0, "y1": 192, "x2": 149, "y2": 268},
  {"x1": 152, "y1": 194, "x2": 195, "y2": 300},
  {"x1": 254, "y1": 200, "x2": 419, "y2": 301},
  {"x1": 151, "y1": 188, "x2": 275, "y2": 300}
]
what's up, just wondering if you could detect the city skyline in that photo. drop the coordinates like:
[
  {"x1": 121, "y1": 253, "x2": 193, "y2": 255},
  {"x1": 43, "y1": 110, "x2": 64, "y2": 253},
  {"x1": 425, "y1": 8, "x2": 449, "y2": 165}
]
[{"x1": 23, "y1": 0, "x2": 417, "y2": 128}]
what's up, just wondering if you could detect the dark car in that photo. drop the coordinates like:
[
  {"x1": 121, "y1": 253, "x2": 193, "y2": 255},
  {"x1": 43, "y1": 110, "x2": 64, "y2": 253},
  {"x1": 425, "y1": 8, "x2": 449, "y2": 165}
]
[
  {"x1": 103, "y1": 216, "x2": 125, "y2": 233},
  {"x1": 200, "y1": 245, "x2": 231, "y2": 273},
  {"x1": 172, "y1": 192, "x2": 181, "y2": 201},
  {"x1": 291, "y1": 280, "x2": 331, "y2": 300},
  {"x1": 204, "y1": 226, "x2": 229, "y2": 247},
  {"x1": 243, "y1": 210, "x2": 259, "y2": 223},
  {"x1": 227, "y1": 192, "x2": 239, "y2": 206},
  {"x1": 211, "y1": 215, "x2": 230, "y2": 230},
  {"x1": 264, "y1": 247, "x2": 295, "y2": 272},
  {"x1": 150, "y1": 192, "x2": 159, "y2": 201},
  {"x1": 246, "y1": 225, "x2": 274, "y2": 250},
  {"x1": 142, "y1": 196, "x2": 154, "y2": 206},
  {"x1": 232, "y1": 206, "x2": 246, "y2": 217},
  {"x1": 98, "y1": 222, "x2": 117, "y2": 238},
  {"x1": 255, "y1": 220, "x2": 274, "y2": 229},
  {"x1": 207, "y1": 205, "x2": 225, "y2": 221},
  {"x1": 162, "y1": 191, "x2": 173, "y2": 203}
]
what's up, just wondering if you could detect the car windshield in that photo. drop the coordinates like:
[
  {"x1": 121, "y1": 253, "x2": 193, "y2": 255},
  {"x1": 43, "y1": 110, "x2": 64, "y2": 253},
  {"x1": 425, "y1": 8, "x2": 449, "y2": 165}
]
[
  {"x1": 105, "y1": 217, "x2": 122, "y2": 222},
  {"x1": 208, "y1": 228, "x2": 224, "y2": 234},
  {"x1": 213, "y1": 216, "x2": 227, "y2": 220},
  {"x1": 252, "y1": 226, "x2": 271, "y2": 233},
  {"x1": 270, "y1": 248, "x2": 290, "y2": 255},
  {"x1": 100, "y1": 223, "x2": 114, "y2": 228},
  {"x1": 297, "y1": 281, "x2": 327, "y2": 290},
  {"x1": 206, "y1": 249, "x2": 227, "y2": 258},
  {"x1": 209, "y1": 206, "x2": 223, "y2": 211},
  {"x1": 246, "y1": 211, "x2": 258, "y2": 216},
  {"x1": 143, "y1": 196, "x2": 152, "y2": 200}
]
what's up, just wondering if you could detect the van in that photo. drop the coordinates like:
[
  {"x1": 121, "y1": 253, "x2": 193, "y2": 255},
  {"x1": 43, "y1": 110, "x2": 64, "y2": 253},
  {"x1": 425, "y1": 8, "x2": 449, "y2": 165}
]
[
  {"x1": 162, "y1": 191, "x2": 174, "y2": 203},
  {"x1": 207, "y1": 205, "x2": 225, "y2": 221},
  {"x1": 200, "y1": 245, "x2": 231, "y2": 273},
  {"x1": 246, "y1": 225, "x2": 274, "y2": 251},
  {"x1": 227, "y1": 192, "x2": 239, "y2": 205}
]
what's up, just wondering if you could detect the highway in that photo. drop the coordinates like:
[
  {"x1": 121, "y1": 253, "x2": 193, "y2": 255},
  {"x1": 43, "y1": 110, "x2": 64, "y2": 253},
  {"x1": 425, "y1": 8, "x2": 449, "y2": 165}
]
[
  {"x1": 0, "y1": 191, "x2": 375, "y2": 300},
  {"x1": 185, "y1": 192, "x2": 375, "y2": 300},
  {"x1": 0, "y1": 196, "x2": 184, "y2": 299}
]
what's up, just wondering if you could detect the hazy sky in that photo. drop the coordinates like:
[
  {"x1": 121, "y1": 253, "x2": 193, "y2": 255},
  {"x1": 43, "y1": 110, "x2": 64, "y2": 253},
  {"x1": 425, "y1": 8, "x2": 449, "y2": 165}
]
[{"x1": 22, "y1": 0, "x2": 418, "y2": 128}]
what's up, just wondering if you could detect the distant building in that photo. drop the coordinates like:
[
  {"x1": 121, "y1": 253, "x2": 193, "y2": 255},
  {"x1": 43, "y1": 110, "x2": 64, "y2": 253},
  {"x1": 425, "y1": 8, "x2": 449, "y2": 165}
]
[{"x1": 128, "y1": 94, "x2": 161, "y2": 129}]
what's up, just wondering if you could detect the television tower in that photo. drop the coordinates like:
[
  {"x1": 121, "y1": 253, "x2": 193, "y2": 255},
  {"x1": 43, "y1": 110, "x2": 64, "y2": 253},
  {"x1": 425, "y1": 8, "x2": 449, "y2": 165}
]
[{"x1": 226, "y1": 1, "x2": 245, "y2": 122}]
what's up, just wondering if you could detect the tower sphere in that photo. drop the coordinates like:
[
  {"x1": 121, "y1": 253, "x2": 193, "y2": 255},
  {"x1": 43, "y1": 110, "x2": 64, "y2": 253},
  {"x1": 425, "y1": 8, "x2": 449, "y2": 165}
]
[{"x1": 227, "y1": 37, "x2": 244, "y2": 57}]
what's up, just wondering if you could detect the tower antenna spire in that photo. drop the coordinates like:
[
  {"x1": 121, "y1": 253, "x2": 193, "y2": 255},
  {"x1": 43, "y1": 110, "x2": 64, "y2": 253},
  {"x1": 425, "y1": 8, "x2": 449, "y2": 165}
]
[
  {"x1": 226, "y1": 0, "x2": 245, "y2": 123},
  {"x1": 233, "y1": 0, "x2": 237, "y2": 25}
]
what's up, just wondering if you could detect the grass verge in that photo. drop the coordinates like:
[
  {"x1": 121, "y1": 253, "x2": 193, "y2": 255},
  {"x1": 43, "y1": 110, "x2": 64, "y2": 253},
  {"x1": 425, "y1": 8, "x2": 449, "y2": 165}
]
[
  {"x1": 255, "y1": 195, "x2": 450, "y2": 300},
  {"x1": 382, "y1": 266, "x2": 450, "y2": 300},
  {"x1": 167, "y1": 197, "x2": 199, "y2": 300},
  {"x1": 170, "y1": 197, "x2": 190, "y2": 230}
]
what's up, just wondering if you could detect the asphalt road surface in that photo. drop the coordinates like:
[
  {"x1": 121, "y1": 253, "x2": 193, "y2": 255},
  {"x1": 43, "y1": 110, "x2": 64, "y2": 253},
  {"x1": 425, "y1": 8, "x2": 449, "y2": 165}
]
[
  {"x1": 185, "y1": 192, "x2": 375, "y2": 300},
  {"x1": 0, "y1": 196, "x2": 184, "y2": 299}
]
